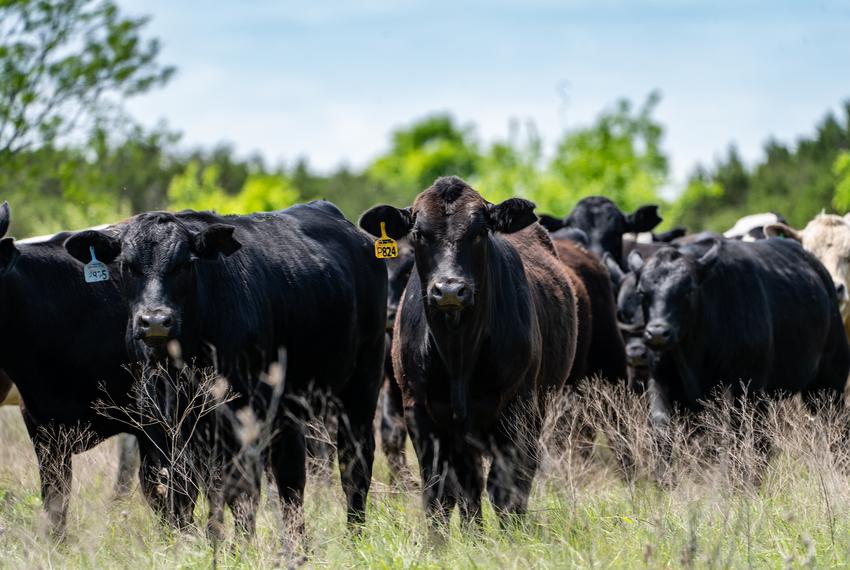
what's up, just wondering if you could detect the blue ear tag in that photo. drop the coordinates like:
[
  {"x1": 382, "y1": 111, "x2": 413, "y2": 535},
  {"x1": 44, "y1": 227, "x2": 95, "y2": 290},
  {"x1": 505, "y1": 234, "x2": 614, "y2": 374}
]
[{"x1": 84, "y1": 246, "x2": 110, "y2": 283}]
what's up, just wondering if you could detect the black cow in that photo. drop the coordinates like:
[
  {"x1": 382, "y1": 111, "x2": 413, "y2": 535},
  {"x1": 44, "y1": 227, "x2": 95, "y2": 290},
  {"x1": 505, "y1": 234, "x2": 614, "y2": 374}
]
[
  {"x1": 636, "y1": 237, "x2": 850, "y2": 474},
  {"x1": 360, "y1": 177, "x2": 577, "y2": 526},
  {"x1": 538, "y1": 197, "x2": 663, "y2": 267},
  {"x1": 380, "y1": 241, "x2": 414, "y2": 483},
  {"x1": 64, "y1": 201, "x2": 387, "y2": 537},
  {"x1": 604, "y1": 250, "x2": 653, "y2": 392},
  {"x1": 0, "y1": 204, "x2": 188, "y2": 537},
  {"x1": 604, "y1": 236, "x2": 721, "y2": 392}
]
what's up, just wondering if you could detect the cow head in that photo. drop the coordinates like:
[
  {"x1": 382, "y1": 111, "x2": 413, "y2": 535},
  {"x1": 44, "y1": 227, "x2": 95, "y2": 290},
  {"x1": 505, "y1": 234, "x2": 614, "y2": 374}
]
[
  {"x1": 605, "y1": 250, "x2": 651, "y2": 391},
  {"x1": 64, "y1": 212, "x2": 241, "y2": 359},
  {"x1": 385, "y1": 240, "x2": 414, "y2": 334},
  {"x1": 0, "y1": 202, "x2": 20, "y2": 276},
  {"x1": 545, "y1": 197, "x2": 661, "y2": 266},
  {"x1": 765, "y1": 214, "x2": 850, "y2": 318},
  {"x1": 638, "y1": 242, "x2": 720, "y2": 350},
  {"x1": 360, "y1": 176, "x2": 536, "y2": 328}
]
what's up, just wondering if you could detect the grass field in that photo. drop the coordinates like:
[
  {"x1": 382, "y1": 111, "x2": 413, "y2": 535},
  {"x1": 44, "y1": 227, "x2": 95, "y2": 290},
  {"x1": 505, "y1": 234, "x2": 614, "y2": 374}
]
[{"x1": 0, "y1": 386, "x2": 849, "y2": 569}]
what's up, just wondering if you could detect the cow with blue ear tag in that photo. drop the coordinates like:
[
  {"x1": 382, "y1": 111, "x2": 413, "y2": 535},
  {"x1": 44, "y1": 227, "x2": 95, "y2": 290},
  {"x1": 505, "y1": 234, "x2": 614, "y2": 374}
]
[
  {"x1": 359, "y1": 176, "x2": 578, "y2": 528},
  {"x1": 63, "y1": 201, "x2": 388, "y2": 543},
  {"x1": 0, "y1": 202, "x2": 201, "y2": 538}
]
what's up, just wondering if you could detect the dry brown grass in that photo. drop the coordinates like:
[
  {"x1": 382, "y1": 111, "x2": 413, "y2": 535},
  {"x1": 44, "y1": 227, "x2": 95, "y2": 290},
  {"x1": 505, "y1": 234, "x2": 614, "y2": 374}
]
[{"x1": 0, "y1": 380, "x2": 849, "y2": 568}]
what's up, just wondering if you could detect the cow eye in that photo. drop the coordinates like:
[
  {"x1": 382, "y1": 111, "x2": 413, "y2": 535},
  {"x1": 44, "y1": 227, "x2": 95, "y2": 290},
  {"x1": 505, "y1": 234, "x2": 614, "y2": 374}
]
[{"x1": 409, "y1": 228, "x2": 425, "y2": 243}]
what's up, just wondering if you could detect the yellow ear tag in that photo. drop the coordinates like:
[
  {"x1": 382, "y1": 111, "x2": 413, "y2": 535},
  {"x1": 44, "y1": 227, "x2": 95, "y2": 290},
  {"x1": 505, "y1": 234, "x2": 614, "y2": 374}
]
[{"x1": 374, "y1": 222, "x2": 399, "y2": 259}]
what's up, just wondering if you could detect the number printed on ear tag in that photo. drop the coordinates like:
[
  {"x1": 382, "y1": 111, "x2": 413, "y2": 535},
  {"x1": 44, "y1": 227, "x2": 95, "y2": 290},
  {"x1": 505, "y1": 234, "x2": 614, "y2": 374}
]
[
  {"x1": 374, "y1": 222, "x2": 399, "y2": 259},
  {"x1": 84, "y1": 246, "x2": 110, "y2": 283}
]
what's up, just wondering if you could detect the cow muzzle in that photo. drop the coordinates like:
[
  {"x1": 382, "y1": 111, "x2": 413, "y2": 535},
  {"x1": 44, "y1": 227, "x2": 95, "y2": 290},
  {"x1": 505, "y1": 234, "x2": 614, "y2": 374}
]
[
  {"x1": 626, "y1": 338, "x2": 651, "y2": 368},
  {"x1": 645, "y1": 320, "x2": 674, "y2": 349},
  {"x1": 428, "y1": 278, "x2": 473, "y2": 312},
  {"x1": 135, "y1": 308, "x2": 176, "y2": 344}
]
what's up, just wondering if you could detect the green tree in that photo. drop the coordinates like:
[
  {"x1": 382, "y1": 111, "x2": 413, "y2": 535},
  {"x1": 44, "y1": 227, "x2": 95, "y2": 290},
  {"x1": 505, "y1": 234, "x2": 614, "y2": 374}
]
[
  {"x1": 473, "y1": 119, "x2": 556, "y2": 205},
  {"x1": 0, "y1": 0, "x2": 174, "y2": 156},
  {"x1": 0, "y1": 117, "x2": 181, "y2": 236},
  {"x1": 368, "y1": 114, "x2": 481, "y2": 205},
  {"x1": 542, "y1": 91, "x2": 668, "y2": 215},
  {"x1": 832, "y1": 150, "x2": 850, "y2": 212},
  {"x1": 167, "y1": 161, "x2": 299, "y2": 215},
  {"x1": 670, "y1": 102, "x2": 850, "y2": 231}
]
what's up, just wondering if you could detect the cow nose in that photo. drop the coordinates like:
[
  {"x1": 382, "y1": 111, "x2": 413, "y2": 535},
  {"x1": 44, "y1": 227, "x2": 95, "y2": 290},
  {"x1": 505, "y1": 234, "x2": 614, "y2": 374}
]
[
  {"x1": 835, "y1": 282, "x2": 847, "y2": 301},
  {"x1": 626, "y1": 341, "x2": 649, "y2": 366},
  {"x1": 430, "y1": 279, "x2": 472, "y2": 310},
  {"x1": 137, "y1": 309, "x2": 174, "y2": 340},
  {"x1": 645, "y1": 321, "x2": 672, "y2": 348}
]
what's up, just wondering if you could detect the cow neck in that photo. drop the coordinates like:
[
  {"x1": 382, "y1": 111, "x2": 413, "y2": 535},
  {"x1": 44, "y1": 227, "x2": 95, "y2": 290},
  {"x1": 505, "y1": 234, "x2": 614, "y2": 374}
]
[
  {"x1": 423, "y1": 235, "x2": 518, "y2": 432},
  {"x1": 188, "y1": 253, "x2": 265, "y2": 374}
]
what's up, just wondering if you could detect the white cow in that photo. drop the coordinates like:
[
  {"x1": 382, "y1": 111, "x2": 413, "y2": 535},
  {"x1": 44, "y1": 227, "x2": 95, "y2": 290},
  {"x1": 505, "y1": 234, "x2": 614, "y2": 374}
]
[
  {"x1": 765, "y1": 214, "x2": 850, "y2": 333},
  {"x1": 724, "y1": 213, "x2": 786, "y2": 241}
]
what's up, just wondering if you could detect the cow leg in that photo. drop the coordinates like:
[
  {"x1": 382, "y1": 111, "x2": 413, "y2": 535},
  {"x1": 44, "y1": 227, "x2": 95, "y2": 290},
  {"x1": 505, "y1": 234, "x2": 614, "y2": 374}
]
[
  {"x1": 34, "y1": 441, "x2": 72, "y2": 538},
  {"x1": 336, "y1": 346, "x2": 382, "y2": 529},
  {"x1": 647, "y1": 377, "x2": 673, "y2": 485},
  {"x1": 113, "y1": 434, "x2": 140, "y2": 499},
  {"x1": 227, "y1": 487, "x2": 260, "y2": 540},
  {"x1": 406, "y1": 404, "x2": 455, "y2": 529},
  {"x1": 380, "y1": 376, "x2": 409, "y2": 485},
  {"x1": 205, "y1": 483, "x2": 226, "y2": 542},
  {"x1": 225, "y1": 445, "x2": 263, "y2": 539},
  {"x1": 487, "y1": 406, "x2": 542, "y2": 524},
  {"x1": 452, "y1": 441, "x2": 483, "y2": 529},
  {"x1": 22, "y1": 416, "x2": 72, "y2": 539},
  {"x1": 305, "y1": 394, "x2": 336, "y2": 484},
  {"x1": 134, "y1": 429, "x2": 198, "y2": 530},
  {"x1": 270, "y1": 417, "x2": 307, "y2": 544}
]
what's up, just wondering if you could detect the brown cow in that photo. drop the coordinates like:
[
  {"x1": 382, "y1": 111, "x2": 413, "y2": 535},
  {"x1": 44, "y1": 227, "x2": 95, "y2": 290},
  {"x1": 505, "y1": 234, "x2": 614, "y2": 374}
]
[
  {"x1": 360, "y1": 177, "x2": 578, "y2": 527},
  {"x1": 553, "y1": 239, "x2": 627, "y2": 384}
]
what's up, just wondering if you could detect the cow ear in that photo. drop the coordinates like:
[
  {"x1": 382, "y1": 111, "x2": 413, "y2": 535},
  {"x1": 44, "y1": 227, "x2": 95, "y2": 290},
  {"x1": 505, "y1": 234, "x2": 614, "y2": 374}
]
[
  {"x1": 627, "y1": 249, "x2": 645, "y2": 273},
  {"x1": 0, "y1": 202, "x2": 10, "y2": 239},
  {"x1": 64, "y1": 230, "x2": 122, "y2": 265},
  {"x1": 488, "y1": 198, "x2": 537, "y2": 234},
  {"x1": 192, "y1": 224, "x2": 241, "y2": 260},
  {"x1": 654, "y1": 227, "x2": 687, "y2": 243},
  {"x1": 696, "y1": 240, "x2": 721, "y2": 280},
  {"x1": 0, "y1": 238, "x2": 19, "y2": 274},
  {"x1": 537, "y1": 213, "x2": 565, "y2": 233},
  {"x1": 624, "y1": 205, "x2": 662, "y2": 233},
  {"x1": 562, "y1": 227, "x2": 589, "y2": 247},
  {"x1": 763, "y1": 223, "x2": 801, "y2": 242},
  {"x1": 602, "y1": 252, "x2": 624, "y2": 289},
  {"x1": 359, "y1": 205, "x2": 412, "y2": 240}
]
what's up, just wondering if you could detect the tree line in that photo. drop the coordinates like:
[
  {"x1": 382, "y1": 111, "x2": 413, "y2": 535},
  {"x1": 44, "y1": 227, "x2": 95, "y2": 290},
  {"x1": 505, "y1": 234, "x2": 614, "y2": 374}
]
[{"x1": 2, "y1": 0, "x2": 849, "y2": 238}]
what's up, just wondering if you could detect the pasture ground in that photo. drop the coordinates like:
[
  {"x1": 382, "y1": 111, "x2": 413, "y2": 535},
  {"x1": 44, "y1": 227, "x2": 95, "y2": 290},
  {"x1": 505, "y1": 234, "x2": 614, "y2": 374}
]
[{"x1": 0, "y1": 385, "x2": 848, "y2": 569}]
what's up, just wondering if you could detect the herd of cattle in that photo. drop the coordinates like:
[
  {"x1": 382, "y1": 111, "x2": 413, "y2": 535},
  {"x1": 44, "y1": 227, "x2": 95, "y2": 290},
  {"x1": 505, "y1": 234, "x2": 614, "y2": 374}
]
[{"x1": 2, "y1": 175, "x2": 850, "y2": 541}]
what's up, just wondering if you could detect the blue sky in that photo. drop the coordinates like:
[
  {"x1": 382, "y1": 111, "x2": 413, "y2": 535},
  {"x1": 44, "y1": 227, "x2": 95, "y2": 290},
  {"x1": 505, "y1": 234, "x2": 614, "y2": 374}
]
[{"x1": 120, "y1": 0, "x2": 850, "y2": 193}]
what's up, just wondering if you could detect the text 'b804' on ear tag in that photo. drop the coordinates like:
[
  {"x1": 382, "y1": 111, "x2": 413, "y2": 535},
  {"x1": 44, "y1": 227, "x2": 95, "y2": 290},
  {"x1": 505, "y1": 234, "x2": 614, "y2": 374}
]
[
  {"x1": 374, "y1": 222, "x2": 398, "y2": 259},
  {"x1": 84, "y1": 246, "x2": 110, "y2": 283}
]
